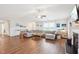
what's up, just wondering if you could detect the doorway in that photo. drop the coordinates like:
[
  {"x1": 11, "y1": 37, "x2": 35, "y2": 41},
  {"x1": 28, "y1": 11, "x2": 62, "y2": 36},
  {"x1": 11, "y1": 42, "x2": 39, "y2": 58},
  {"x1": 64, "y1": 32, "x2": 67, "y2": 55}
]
[
  {"x1": 0, "y1": 22, "x2": 5, "y2": 37},
  {"x1": 0, "y1": 20, "x2": 10, "y2": 37}
]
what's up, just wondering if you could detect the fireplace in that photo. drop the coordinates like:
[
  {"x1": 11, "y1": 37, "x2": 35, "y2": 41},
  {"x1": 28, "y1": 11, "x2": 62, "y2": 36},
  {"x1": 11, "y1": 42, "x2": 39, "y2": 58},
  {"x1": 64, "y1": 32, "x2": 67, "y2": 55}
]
[{"x1": 73, "y1": 32, "x2": 78, "y2": 54}]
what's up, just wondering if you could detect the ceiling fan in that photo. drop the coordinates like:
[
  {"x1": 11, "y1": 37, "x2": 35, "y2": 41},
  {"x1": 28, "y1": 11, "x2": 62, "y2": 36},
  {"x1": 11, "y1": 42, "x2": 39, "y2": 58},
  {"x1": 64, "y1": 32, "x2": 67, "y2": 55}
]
[{"x1": 35, "y1": 9, "x2": 47, "y2": 19}]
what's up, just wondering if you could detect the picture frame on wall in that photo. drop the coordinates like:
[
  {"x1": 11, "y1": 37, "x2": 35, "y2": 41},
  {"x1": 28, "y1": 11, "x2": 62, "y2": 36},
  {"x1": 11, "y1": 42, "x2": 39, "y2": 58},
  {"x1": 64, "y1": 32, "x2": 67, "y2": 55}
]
[
  {"x1": 62, "y1": 24, "x2": 66, "y2": 27},
  {"x1": 56, "y1": 23, "x2": 60, "y2": 27}
]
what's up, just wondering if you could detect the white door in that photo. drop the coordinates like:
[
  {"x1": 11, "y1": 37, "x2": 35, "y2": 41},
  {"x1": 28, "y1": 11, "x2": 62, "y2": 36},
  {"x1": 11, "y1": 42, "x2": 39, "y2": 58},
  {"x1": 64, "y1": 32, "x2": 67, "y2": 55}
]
[{"x1": 0, "y1": 22, "x2": 5, "y2": 37}]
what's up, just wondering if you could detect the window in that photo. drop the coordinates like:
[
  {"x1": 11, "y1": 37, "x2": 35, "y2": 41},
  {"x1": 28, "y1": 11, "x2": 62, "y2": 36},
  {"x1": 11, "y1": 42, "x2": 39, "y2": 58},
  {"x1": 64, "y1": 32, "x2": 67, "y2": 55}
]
[{"x1": 43, "y1": 22, "x2": 56, "y2": 31}]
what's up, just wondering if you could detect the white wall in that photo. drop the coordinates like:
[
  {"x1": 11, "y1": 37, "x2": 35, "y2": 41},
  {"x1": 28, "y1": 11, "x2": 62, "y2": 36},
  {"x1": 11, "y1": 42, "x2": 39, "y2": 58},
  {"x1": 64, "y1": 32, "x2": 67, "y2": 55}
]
[
  {"x1": 9, "y1": 19, "x2": 36, "y2": 36},
  {"x1": 34, "y1": 19, "x2": 68, "y2": 31},
  {"x1": 9, "y1": 17, "x2": 68, "y2": 36},
  {"x1": 26, "y1": 22, "x2": 36, "y2": 30}
]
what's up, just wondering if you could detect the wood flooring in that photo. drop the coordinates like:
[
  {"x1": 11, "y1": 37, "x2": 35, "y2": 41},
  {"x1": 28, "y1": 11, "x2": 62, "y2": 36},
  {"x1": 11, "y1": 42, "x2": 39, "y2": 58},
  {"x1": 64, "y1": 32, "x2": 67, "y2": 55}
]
[{"x1": 0, "y1": 35, "x2": 66, "y2": 54}]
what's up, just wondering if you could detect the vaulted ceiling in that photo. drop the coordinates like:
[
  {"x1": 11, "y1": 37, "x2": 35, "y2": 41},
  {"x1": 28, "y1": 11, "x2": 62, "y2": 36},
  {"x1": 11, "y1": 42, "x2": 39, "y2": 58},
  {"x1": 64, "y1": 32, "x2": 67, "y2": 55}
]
[{"x1": 0, "y1": 4, "x2": 74, "y2": 21}]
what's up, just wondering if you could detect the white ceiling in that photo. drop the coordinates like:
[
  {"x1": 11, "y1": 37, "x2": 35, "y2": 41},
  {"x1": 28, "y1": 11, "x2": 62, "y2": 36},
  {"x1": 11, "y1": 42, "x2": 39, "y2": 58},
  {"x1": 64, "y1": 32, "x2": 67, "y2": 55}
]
[{"x1": 0, "y1": 4, "x2": 74, "y2": 21}]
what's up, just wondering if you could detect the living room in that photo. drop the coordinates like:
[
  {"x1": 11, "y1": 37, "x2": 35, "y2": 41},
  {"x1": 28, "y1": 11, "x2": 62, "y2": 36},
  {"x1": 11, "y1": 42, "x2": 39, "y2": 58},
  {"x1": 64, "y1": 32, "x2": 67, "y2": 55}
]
[{"x1": 0, "y1": 4, "x2": 79, "y2": 54}]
